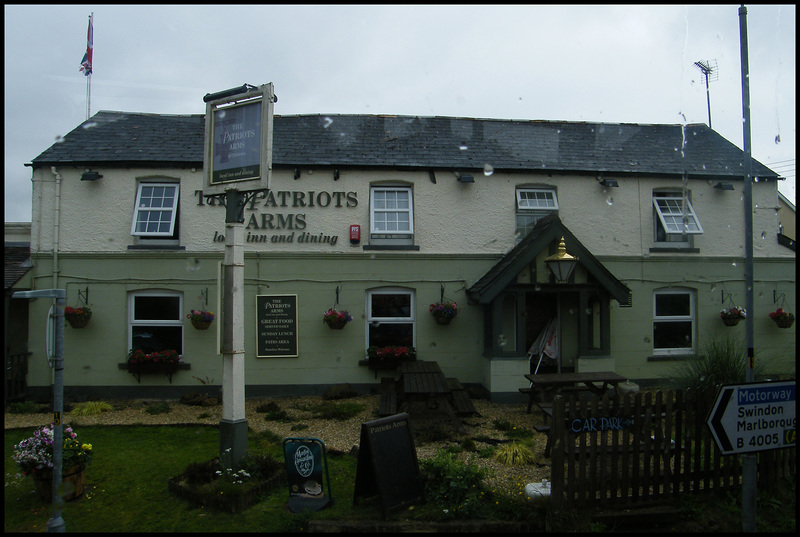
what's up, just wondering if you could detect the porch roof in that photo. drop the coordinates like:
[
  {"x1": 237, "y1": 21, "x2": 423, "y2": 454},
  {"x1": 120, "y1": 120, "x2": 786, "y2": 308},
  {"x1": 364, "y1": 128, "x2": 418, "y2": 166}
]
[{"x1": 467, "y1": 214, "x2": 632, "y2": 306}]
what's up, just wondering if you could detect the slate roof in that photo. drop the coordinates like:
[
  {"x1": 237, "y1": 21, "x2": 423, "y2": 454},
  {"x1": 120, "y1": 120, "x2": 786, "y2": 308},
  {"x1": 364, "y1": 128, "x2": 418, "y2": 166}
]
[
  {"x1": 29, "y1": 111, "x2": 779, "y2": 180},
  {"x1": 5, "y1": 245, "x2": 32, "y2": 290},
  {"x1": 466, "y1": 213, "x2": 632, "y2": 306}
]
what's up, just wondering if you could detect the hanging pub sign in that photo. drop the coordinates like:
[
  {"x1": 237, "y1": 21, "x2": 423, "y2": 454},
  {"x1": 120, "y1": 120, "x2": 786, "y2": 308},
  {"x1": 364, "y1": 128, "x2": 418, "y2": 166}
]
[
  {"x1": 203, "y1": 83, "x2": 274, "y2": 195},
  {"x1": 256, "y1": 294, "x2": 298, "y2": 358}
]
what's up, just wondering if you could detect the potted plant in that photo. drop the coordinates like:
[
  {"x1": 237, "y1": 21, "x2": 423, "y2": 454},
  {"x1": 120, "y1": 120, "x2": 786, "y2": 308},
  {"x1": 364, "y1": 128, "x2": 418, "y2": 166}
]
[
  {"x1": 12, "y1": 423, "x2": 93, "y2": 502},
  {"x1": 127, "y1": 348, "x2": 181, "y2": 382},
  {"x1": 367, "y1": 345, "x2": 416, "y2": 370},
  {"x1": 769, "y1": 308, "x2": 795, "y2": 328},
  {"x1": 429, "y1": 300, "x2": 458, "y2": 325},
  {"x1": 720, "y1": 306, "x2": 746, "y2": 326},
  {"x1": 187, "y1": 310, "x2": 215, "y2": 330},
  {"x1": 64, "y1": 306, "x2": 92, "y2": 328},
  {"x1": 322, "y1": 308, "x2": 353, "y2": 330}
]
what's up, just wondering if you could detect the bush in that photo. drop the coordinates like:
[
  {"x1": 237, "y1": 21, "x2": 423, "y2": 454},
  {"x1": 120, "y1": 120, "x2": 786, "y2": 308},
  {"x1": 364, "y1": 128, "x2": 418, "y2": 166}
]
[
  {"x1": 144, "y1": 402, "x2": 171, "y2": 415},
  {"x1": 71, "y1": 401, "x2": 115, "y2": 416},
  {"x1": 8, "y1": 401, "x2": 41, "y2": 414},
  {"x1": 670, "y1": 333, "x2": 771, "y2": 391},
  {"x1": 493, "y1": 442, "x2": 537, "y2": 466},
  {"x1": 419, "y1": 450, "x2": 488, "y2": 518}
]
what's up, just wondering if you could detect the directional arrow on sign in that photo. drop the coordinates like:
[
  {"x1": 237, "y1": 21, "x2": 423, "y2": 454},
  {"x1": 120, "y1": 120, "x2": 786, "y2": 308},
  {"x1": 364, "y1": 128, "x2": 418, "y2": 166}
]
[{"x1": 708, "y1": 386, "x2": 734, "y2": 452}]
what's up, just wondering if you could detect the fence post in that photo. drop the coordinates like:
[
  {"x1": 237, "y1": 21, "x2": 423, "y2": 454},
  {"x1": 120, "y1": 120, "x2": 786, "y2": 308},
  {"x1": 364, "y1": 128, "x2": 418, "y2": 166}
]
[{"x1": 550, "y1": 395, "x2": 565, "y2": 508}]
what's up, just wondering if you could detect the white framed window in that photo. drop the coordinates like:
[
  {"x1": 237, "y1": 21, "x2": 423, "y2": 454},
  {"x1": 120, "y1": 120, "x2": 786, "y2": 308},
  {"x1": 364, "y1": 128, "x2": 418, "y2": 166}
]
[
  {"x1": 653, "y1": 191, "x2": 703, "y2": 244},
  {"x1": 516, "y1": 188, "x2": 558, "y2": 240},
  {"x1": 652, "y1": 288, "x2": 695, "y2": 355},
  {"x1": 131, "y1": 182, "x2": 179, "y2": 236},
  {"x1": 366, "y1": 288, "x2": 415, "y2": 350},
  {"x1": 370, "y1": 187, "x2": 413, "y2": 234},
  {"x1": 128, "y1": 291, "x2": 184, "y2": 357}
]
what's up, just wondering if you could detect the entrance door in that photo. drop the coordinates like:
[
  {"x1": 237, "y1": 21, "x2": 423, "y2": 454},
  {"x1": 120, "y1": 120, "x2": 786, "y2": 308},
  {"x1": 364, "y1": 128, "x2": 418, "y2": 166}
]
[{"x1": 525, "y1": 293, "x2": 557, "y2": 374}]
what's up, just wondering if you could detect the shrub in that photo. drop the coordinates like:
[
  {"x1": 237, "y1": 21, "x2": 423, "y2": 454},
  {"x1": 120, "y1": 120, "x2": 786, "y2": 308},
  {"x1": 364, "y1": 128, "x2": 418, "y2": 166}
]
[
  {"x1": 71, "y1": 401, "x2": 115, "y2": 416},
  {"x1": 264, "y1": 409, "x2": 292, "y2": 422},
  {"x1": 670, "y1": 333, "x2": 771, "y2": 391},
  {"x1": 493, "y1": 442, "x2": 537, "y2": 466},
  {"x1": 419, "y1": 450, "x2": 488, "y2": 518},
  {"x1": 8, "y1": 401, "x2": 41, "y2": 414},
  {"x1": 144, "y1": 402, "x2": 171, "y2": 415}
]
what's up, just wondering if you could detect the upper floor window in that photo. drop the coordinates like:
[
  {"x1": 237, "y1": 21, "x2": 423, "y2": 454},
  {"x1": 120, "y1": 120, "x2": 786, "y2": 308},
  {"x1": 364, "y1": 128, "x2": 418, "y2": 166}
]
[
  {"x1": 370, "y1": 186, "x2": 413, "y2": 234},
  {"x1": 131, "y1": 183, "x2": 179, "y2": 237},
  {"x1": 652, "y1": 190, "x2": 702, "y2": 245},
  {"x1": 652, "y1": 287, "x2": 695, "y2": 355},
  {"x1": 128, "y1": 291, "x2": 183, "y2": 357},
  {"x1": 516, "y1": 188, "x2": 558, "y2": 241}
]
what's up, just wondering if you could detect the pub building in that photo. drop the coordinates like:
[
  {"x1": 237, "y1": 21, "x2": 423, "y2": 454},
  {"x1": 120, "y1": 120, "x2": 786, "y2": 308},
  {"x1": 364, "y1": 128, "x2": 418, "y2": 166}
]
[{"x1": 7, "y1": 108, "x2": 795, "y2": 403}]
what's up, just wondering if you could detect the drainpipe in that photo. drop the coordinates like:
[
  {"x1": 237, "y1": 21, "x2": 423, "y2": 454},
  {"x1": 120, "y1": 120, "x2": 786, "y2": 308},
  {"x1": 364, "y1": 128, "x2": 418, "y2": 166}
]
[{"x1": 50, "y1": 167, "x2": 62, "y2": 290}]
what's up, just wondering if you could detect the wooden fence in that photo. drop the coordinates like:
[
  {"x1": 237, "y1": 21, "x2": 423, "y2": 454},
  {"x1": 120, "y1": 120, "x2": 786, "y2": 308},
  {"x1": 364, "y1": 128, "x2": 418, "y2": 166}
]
[{"x1": 549, "y1": 387, "x2": 796, "y2": 508}]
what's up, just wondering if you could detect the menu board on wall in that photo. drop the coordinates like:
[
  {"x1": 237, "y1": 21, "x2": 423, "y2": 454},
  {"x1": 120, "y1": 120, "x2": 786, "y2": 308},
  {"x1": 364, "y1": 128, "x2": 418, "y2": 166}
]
[{"x1": 256, "y1": 294, "x2": 298, "y2": 358}]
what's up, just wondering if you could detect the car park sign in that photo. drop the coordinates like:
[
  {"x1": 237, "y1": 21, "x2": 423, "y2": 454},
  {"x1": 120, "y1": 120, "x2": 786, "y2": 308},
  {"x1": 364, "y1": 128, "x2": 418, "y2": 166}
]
[{"x1": 707, "y1": 381, "x2": 796, "y2": 455}]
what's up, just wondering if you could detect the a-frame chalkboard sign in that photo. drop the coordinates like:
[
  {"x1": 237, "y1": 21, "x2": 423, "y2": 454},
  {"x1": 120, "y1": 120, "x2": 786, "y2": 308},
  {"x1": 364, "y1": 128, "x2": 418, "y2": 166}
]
[{"x1": 352, "y1": 413, "x2": 424, "y2": 519}]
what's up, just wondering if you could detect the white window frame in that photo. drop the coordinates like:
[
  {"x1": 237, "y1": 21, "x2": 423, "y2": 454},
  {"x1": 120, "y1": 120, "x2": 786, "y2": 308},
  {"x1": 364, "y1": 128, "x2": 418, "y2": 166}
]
[
  {"x1": 370, "y1": 186, "x2": 413, "y2": 235},
  {"x1": 128, "y1": 290, "x2": 184, "y2": 358},
  {"x1": 652, "y1": 193, "x2": 703, "y2": 239},
  {"x1": 515, "y1": 188, "x2": 558, "y2": 240},
  {"x1": 131, "y1": 182, "x2": 180, "y2": 237},
  {"x1": 366, "y1": 287, "x2": 416, "y2": 350},
  {"x1": 652, "y1": 288, "x2": 695, "y2": 356}
]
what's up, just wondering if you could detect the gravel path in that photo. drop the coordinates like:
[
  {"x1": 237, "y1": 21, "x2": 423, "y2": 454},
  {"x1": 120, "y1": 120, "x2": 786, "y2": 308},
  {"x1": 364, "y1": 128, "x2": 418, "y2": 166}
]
[{"x1": 5, "y1": 394, "x2": 551, "y2": 497}]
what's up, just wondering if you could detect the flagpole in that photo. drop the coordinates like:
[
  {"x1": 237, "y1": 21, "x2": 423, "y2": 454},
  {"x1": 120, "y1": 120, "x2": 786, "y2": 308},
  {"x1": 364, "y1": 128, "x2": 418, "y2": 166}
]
[{"x1": 86, "y1": 73, "x2": 91, "y2": 120}]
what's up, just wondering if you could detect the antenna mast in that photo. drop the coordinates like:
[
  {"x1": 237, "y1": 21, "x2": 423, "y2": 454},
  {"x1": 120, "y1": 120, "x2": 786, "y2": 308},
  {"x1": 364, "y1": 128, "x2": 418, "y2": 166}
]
[{"x1": 694, "y1": 59, "x2": 718, "y2": 128}]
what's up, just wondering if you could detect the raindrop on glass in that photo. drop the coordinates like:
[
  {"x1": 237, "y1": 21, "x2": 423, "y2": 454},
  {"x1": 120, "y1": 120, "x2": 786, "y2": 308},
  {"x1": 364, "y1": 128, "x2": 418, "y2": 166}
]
[
  {"x1": 81, "y1": 122, "x2": 98, "y2": 129},
  {"x1": 606, "y1": 196, "x2": 614, "y2": 206},
  {"x1": 459, "y1": 143, "x2": 468, "y2": 151},
  {"x1": 774, "y1": 134, "x2": 781, "y2": 144},
  {"x1": 55, "y1": 135, "x2": 64, "y2": 143},
  {"x1": 483, "y1": 163, "x2": 494, "y2": 176},
  {"x1": 732, "y1": 262, "x2": 737, "y2": 267},
  {"x1": 323, "y1": 117, "x2": 333, "y2": 128},
  {"x1": 761, "y1": 231, "x2": 767, "y2": 240},
  {"x1": 217, "y1": 110, "x2": 226, "y2": 119}
]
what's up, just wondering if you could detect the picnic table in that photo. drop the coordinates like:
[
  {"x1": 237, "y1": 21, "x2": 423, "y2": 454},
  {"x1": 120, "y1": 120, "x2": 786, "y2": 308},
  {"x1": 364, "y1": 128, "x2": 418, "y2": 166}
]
[{"x1": 378, "y1": 360, "x2": 475, "y2": 433}]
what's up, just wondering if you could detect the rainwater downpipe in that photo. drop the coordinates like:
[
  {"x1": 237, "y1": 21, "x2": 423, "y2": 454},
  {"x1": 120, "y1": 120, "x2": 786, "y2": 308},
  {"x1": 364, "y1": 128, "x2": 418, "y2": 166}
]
[{"x1": 50, "y1": 166, "x2": 62, "y2": 290}]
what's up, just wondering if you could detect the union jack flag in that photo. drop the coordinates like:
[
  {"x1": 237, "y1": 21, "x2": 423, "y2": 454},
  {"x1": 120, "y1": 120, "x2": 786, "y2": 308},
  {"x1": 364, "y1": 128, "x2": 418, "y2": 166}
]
[{"x1": 79, "y1": 13, "x2": 93, "y2": 76}]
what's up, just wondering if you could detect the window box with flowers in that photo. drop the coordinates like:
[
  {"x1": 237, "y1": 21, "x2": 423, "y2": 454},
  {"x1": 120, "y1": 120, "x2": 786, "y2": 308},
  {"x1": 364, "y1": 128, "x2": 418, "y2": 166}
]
[
  {"x1": 429, "y1": 301, "x2": 458, "y2": 325},
  {"x1": 323, "y1": 308, "x2": 353, "y2": 330},
  {"x1": 127, "y1": 348, "x2": 181, "y2": 383},
  {"x1": 720, "y1": 306, "x2": 746, "y2": 326},
  {"x1": 367, "y1": 345, "x2": 416, "y2": 370},
  {"x1": 12, "y1": 424, "x2": 93, "y2": 503},
  {"x1": 769, "y1": 308, "x2": 795, "y2": 329},
  {"x1": 64, "y1": 306, "x2": 92, "y2": 328},
  {"x1": 187, "y1": 310, "x2": 215, "y2": 330}
]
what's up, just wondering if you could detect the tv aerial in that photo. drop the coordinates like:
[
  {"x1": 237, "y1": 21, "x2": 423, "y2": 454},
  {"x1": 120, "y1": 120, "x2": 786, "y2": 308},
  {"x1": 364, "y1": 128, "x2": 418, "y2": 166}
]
[{"x1": 694, "y1": 59, "x2": 718, "y2": 128}]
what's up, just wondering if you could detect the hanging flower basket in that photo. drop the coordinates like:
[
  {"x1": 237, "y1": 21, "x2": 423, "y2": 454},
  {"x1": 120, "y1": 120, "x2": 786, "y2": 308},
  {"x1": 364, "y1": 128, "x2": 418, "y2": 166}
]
[
  {"x1": 187, "y1": 310, "x2": 214, "y2": 330},
  {"x1": 64, "y1": 306, "x2": 92, "y2": 328},
  {"x1": 720, "y1": 306, "x2": 745, "y2": 327},
  {"x1": 323, "y1": 308, "x2": 353, "y2": 330},
  {"x1": 769, "y1": 309, "x2": 795, "y2": 329},
  {"x1": 429, "y1": 301, "x2": 458, "y2": 325}
]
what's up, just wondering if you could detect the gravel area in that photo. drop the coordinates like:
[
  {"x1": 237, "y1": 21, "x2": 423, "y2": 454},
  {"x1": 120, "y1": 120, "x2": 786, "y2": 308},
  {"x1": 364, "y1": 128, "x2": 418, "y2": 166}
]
[{"x1": 5, "y1": 395, "x2": 551, "y2": 497}]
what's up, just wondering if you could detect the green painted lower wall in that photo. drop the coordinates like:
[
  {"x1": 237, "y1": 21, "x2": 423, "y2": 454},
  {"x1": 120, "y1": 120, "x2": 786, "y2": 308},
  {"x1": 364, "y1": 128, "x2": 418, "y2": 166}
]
[{"x1": 17, "y1": 251, "x2": 795, "y2": 401}]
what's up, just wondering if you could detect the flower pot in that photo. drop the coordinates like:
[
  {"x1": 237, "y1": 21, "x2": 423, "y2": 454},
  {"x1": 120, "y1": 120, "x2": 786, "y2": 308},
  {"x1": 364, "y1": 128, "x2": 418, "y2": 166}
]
[
  {"x1": 773, "y1": 317, "x2": 794, "y2": 329},
  {"x1": 66, "y1": 315, "x2": 90, "y2": 329},
  {"x1": 325, "y1": 319, "x2": 347, "y2": 330},
  {"x1": 722, "y1": 317, "x2": 741, "y2": 327},
  {"x1": 434, "y1": 316, "x2": 452, "y2": 325},
  {"x1": 32, "y1": 465, "x2": 85, "y2": 503},
  {"x1": 191, "y1": 319, "x2": 212, "y2": 330}
]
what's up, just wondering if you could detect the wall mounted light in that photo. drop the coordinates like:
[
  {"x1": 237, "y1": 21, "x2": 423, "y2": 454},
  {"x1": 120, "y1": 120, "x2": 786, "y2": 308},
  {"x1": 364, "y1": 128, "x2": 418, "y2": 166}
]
[
  {"x1": 293, "y1": 169, "x2": 301, "y2": 180},
  {"x1": 599, "y1": 178, "x2": 619, "y2": 188},
  {"x1": 81, "y1": 171, "x2": 102, "y2": 181},
  {"x1": 333, "y1": 169, "x2": 340, "y2": 181},
  {"x1": 545, "y1": 236, "x2": 579, "y2": 284},
  {"x1": 714, "y1": 182, "x2": 734, "y2": 190},
  {"x1": 457, "y1": 174, "x2": 475, "y2": 183}
]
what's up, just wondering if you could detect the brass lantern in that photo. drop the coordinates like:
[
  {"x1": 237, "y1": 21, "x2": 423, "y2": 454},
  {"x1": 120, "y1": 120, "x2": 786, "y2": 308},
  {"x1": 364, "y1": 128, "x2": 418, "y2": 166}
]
[{"x1": 545, "y1": 236, "x2": 578, "y2": 284}]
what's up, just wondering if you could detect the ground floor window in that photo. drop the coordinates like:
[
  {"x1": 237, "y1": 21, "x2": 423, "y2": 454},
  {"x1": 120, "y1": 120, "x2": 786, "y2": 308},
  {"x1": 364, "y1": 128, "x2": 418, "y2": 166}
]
[
  {"x1": 653, "y1": 287, "x2": 695, "y2": 355},
  {"x1": 366, "y1": 288, "x2": 415, "y2": 350},
  {"x1": 128, "y1": 291, "x2": 183, "y2": 356}
]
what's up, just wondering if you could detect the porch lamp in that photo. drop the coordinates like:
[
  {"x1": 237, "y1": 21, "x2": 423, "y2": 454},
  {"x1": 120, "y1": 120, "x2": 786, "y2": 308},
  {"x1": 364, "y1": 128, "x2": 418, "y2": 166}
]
[{"x1": 545, "y1": 236, "x2": 579, "y2": 284}]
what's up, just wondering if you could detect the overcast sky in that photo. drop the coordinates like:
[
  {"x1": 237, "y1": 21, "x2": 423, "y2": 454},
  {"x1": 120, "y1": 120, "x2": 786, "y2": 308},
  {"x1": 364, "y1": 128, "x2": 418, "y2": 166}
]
[{"x1": 4, "y1": 4, "x2": 795, "y2": 223}]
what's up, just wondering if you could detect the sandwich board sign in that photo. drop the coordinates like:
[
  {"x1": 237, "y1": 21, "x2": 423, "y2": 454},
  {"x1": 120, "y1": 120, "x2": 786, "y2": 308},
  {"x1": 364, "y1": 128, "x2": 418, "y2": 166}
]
[
  {"x1": 282, "y1": 437, "x2": 332, "y2": 512},
  {"x1": 353, "y1": 413, "x2": 423, "y2": 520},
  {"x1": 203, "y1": 83, "x2": 274, "y2": 196},
  {"x1": 706, "y1": 380, "x2": 796, "y2": 456}
]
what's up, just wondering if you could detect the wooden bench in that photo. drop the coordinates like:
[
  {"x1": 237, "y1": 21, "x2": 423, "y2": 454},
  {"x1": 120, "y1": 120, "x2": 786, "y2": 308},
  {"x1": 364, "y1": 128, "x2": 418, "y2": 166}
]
[
  {"x1": 447, "y1": 378, "x2": 477, "y2": 415},
  {"x1": 378, "y1": 377, "x2": 397, "y2": 416}
]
